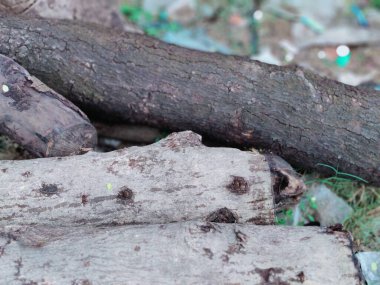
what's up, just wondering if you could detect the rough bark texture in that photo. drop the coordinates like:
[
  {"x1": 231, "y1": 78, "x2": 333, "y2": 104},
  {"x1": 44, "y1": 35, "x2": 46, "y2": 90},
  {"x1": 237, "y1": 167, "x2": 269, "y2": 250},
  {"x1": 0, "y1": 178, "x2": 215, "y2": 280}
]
[
  {"x1": 0, "y1": 131, "x2": 304, "y2": 227},
  {"x1": 0, "y1": 0, "x2": 142, "y2": 33},
  {"x1": 0, "y1": 54, "x2": 97, "y2": 157},
  {"x1": 0, "y1": 16, "x2": 378, "y2": 184},
  {"x1": 0, "y1": 222, "x2": 361, "y2": 284}
]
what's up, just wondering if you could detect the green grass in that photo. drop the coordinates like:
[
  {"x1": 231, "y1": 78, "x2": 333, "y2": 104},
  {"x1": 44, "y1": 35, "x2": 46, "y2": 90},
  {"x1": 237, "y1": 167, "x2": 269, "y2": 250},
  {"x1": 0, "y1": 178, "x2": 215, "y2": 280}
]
[
  {"x1": 276, "y1": 163, "x2": 380, "y2": 250},
  {"x1": 329, "y1": 180, "x2": 379, "y2": 251},
  {"x1": 305, "y1": 170, "x2": 380, "y2": 251}
]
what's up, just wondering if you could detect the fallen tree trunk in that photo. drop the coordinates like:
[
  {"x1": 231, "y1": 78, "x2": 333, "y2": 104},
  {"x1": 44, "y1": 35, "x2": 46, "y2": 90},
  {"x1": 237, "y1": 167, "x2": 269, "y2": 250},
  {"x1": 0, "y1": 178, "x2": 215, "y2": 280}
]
[
  {"x1": 0, "y1": 131, "x2": 305, "y2": 227},
  {"x1": 0, "y1": 54, "x2": 97, "y2": 157},
  {"x1": 0, "y1": 16, "x2": 378, "y2": 184},
  {"x1": 0, "y1": 221, "x2": 361, "y2": 284}
]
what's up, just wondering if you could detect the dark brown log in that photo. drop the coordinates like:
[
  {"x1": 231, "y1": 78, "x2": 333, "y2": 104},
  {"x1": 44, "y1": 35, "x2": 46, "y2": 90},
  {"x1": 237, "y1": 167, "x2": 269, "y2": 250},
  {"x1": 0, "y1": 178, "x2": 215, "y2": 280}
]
[
  {"x1": 0, "y1": 16, "x2": 378, "y2": 184},
  {"x1": 0, "y1": 222, "x2": 361, "y2": 284},
  {"x1": 0, "y1": 54, "x2": 97, "y2": 157},
  {"x1": 0, "y1": 131, "x2": 305, "y2": 227}
]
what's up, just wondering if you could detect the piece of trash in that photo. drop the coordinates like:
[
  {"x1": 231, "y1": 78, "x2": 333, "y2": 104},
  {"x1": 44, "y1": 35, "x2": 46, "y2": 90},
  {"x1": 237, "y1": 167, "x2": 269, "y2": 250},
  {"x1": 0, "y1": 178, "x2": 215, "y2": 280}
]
[
  {"x1": 267, "y1": 7, "x2": 324, "y2": 33},
  {"x1": 299, "y1": 16, "x2": 324, "y2": 34},
  {"x1": 280, "y1": 41, "x2": 298, "y2": 63},
  {"x1": 106, "y1": 183, "x2": 113, "y2": 191},
  {"x1": 318, "y1": 50, "x2": 327, "y2": 59},
  {"x1": 251, "y1": 47, "x2": 281, "y2": 65},
  {"x1": 372, "y1": 262, "x2": 378, "y2": 272},
  {"x1": 293, "y1": 184, "x2": 353, "y2": 226},
  {"x1": 356, "y1": 252, "x2": 380, "y2": 284},
  {"x1": 279, "y1": 40, "x2": 299, "y2": 55},
  {"x1": 285, "y1": 53, "x2": 294, "y2": 62},
  {"x1": 253, "y1": 10, "x2": 263, "y2": 22},
  {"x1": 167, "y1": 0, "x2": 196, "y2": 24},
  {"x1": 162, "y1": 28, "x2": 231, "y2": 54},
  {"x1": 2, "y1": 84, "x2": 9, "y2": 93},
  {"x1": 97, "y1": 137, "x2": 123, "y2": 150},
  {"x1": 336, "y1": 45, "x2": 351, "y2": 68},
  {"x1": 351, "y1": 5, "x2": 369, "y2": 27},
  {"x1": 229, "y1": 13, "x2": 248, "y2": 27},
  {"x1": 300, "y1": 26, "x2": 380, "y2": 48}
]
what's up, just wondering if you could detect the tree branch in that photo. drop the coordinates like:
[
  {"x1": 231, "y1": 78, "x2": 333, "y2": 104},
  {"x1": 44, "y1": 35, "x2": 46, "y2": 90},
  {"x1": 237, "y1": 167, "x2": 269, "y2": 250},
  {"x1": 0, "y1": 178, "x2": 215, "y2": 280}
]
[{"x1": 0, "y1": 15, "x2": 378, "y2": 184}]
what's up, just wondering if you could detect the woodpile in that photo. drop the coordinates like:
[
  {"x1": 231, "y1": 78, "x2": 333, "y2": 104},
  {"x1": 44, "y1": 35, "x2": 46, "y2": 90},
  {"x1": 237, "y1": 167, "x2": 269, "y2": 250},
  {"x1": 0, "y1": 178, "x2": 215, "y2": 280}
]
[{"x1": 0, "y1": 2, "x2": 370, "y2": 283}]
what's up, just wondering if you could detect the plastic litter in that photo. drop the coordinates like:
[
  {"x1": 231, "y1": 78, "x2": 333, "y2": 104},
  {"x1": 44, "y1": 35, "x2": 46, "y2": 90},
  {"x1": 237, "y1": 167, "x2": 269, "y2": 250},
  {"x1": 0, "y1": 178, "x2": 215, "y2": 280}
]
[{"x1": 356, "y1": 252, "x2": 380, "y2": 285}]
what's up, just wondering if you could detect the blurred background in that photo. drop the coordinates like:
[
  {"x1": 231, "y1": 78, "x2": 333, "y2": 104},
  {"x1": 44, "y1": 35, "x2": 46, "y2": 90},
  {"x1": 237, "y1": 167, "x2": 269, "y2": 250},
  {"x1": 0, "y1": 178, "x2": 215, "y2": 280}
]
[{"x1": 120, "y1": 0, "x2": 380, "y2": 89}]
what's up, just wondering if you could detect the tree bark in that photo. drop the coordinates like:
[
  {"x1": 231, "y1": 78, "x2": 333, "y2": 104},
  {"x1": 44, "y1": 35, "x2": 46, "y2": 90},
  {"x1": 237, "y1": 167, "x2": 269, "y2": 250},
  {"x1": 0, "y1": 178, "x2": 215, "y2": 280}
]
[
  {"x1": 0, "y1": 16, "x2": 378, "y2": 184},
  {"x1": 0, "y1": 54, "x2": 97, "y2": 157},
  {"x1": 0, "y1": 131, "x2": 305, "y2": 227},
  {"x1": 0, "y1": 221, "x2": 361, "y2": 284}
]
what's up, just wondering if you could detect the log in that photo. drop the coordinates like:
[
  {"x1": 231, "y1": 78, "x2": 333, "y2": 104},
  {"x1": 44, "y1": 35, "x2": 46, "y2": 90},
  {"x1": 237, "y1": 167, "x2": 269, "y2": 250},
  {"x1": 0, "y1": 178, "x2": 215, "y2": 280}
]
[
  {"x1": 0, "y1": 16, "x2": 378, "y2": 184},
  {"x1": 0, "y1": 131, "x2": 304, "y2": 227},
  {"x1": 0, "y1": 222, "x2": 361, "y2": 284},
  {"x1": 0, "y1": 54, "x2": 97, "y2": 157},
  {"x1": 0, "y1": 0, "x2": 142, "y2": 33}
]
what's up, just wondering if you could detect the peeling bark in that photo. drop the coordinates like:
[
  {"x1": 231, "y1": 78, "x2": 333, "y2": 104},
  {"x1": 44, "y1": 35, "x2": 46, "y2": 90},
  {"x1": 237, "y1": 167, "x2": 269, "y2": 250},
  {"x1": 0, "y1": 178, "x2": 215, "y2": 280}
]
[
  {"x1": 0, "y1": 131, "x2": 304, "y2": 227},
  {"x1": 0, "y1": 54, "x2": 97, "y2": 157},
  {"x1": 0, "y1": 16, "x2": 378, "y2": 184},
  {"x1": 0, "y1": 222, "x2": 361, "y2": 284}
]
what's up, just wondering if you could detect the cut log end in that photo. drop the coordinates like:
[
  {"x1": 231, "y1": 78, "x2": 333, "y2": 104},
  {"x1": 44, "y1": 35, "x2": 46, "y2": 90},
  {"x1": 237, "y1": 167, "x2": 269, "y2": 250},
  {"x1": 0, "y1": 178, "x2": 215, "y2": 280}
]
[
  {"x1": 265, "y1": 154, "x2": 306, "y2": 210},
  {"x1": 0, "y1": 54, "x2": 97, "y2": 157},
  {"x1": 43, "y1": 123, "x2": 97, "y2": 157}
]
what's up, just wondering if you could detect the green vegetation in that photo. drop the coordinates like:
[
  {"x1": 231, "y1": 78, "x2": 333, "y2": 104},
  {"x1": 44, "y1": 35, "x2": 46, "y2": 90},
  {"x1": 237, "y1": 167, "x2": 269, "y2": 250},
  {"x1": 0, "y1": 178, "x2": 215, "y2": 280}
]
[
  {"x1": 327, "y1": 179, "x2": 379, "y2": 251},
  {"x1": 371, "y1": 0, "x2": 380, "y2": 9},
  {"x1": 276, "y1": 163, "x2": 379, "y2": 250},
  {"x1": 120, "y1": 4, "x2": 181, "y2": 36},
  {"x1": 307, "y1": 172, "x2": 379, "y2": 251}
]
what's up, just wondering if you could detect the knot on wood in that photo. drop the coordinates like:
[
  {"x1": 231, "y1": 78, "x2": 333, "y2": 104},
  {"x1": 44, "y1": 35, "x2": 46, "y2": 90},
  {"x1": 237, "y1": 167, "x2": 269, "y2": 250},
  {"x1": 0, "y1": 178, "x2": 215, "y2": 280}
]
[
  {"x1": 117, "y1": 187, "x2": 134, "y2": 202},
  {"x1": 206, "y1": 207, "x2": 238, "y2": 223},
  {"x1": 227, "y1": 176, "x2": 249, "y2": 195},
  {"x1": 39, "y1": 183, "x2": 59, "y2": 196}
]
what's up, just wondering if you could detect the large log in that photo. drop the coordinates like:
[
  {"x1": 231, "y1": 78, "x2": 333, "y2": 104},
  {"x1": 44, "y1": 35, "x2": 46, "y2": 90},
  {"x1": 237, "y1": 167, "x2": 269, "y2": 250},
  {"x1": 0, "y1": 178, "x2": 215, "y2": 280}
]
[
  {"x1": 0, "y1": 16, "x2": 378, "y2": 184},
  {"x1": 0, "y1": 54, "x2": 97, "y2": 157},
  {"x1": 0, "y1": 222, "x2": 361, "y2": 284},
  {"x1": 0, "y1": 131, "x2": 304, "y2": 227}
]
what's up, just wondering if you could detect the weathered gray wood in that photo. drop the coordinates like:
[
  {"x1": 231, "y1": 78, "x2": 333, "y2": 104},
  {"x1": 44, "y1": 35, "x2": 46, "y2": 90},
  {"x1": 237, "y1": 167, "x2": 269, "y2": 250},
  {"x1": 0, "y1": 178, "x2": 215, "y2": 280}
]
[
  {"x1": 0, "y1": 54, "x2": 97, "y2": 157},
  {"x1": 0, "y1": 0, "x2": 142, "y2": 33},
  {"x1": 0, "y1": 16, "x2": 378, "y2": 185},
  {"x1": 0, "y1": 222, "x2": 361, "y2": 284},
  {"x1": 0, "y1": 131, "x2": 304, "y2": 227}
]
